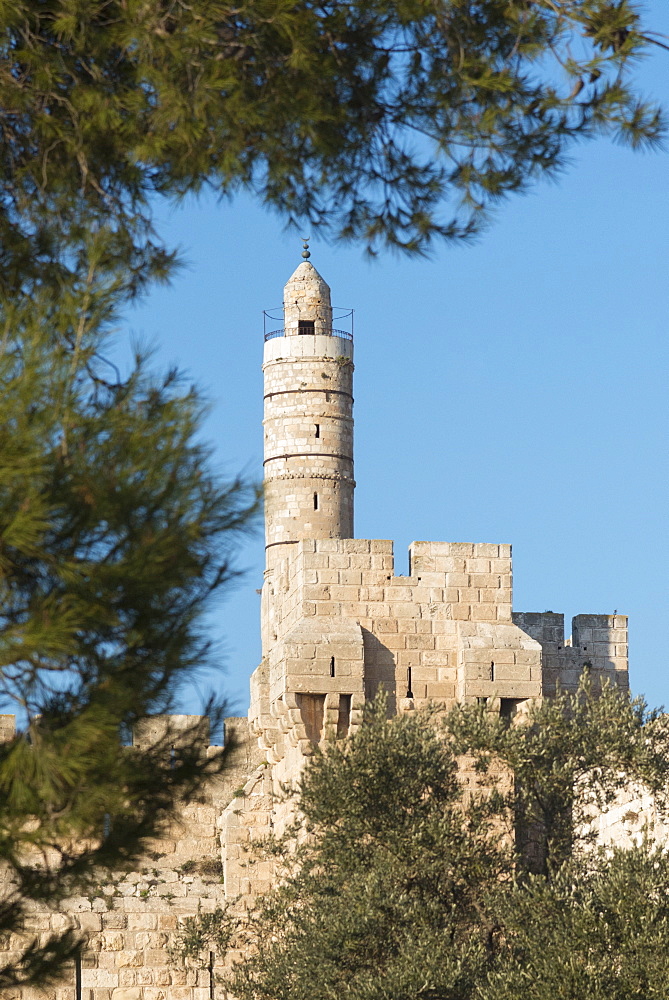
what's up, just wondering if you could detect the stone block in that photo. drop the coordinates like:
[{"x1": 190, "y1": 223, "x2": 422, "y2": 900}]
[
  {"x1": 458, "y1": 588, "x2": 480, "y2": 604},
  {"x1": 117, "y1": 951, "x2": 144, "y2": 969},
  {"x1": 144, "y1": 949, "x2": 170, "y2": 967},
  {"x1": 406, "y1": 634, "x2": 435, "y2": 650},
  {"x1": 467, "y1": 558, "x2": 491, "y2": 574},
  {"x1": 81, "y1": 969, "x2": 119, "y2": 987},
  {"x1": 472, "y1": 605, "x2": 495, "y2": 621},
  {"x1": 0, "y1": 714, "x2": 16, "y2": 741},
  {"x1": 451, "y1": 604, "x2": 471, "y2": 620},
  {"x1": 434, "y1": 633, "x2": 457, "y2": 649},
  {"x1": 448, "y1": 543, "x2": 475, "y2": 556},
  {"x1": 473, "y1": 543, "x2": 500, "y2": 557},
  {"x1": 101, "y1": 932, "x2": 125, "y2": 951},
  {"x1": 427, "y1": 682, "x2": 456, "y2": 699},
  {"x1": 388, "y1": 603, "x2": 418, "y2": 618}
]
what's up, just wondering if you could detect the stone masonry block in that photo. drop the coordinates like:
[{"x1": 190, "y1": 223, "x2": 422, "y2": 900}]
[
  {"x1": 389, "y1": 603, "x2": 419, "y2": 618},
  {"x1": 473, "y1": 543, "x2": 500, "y2": 557},
  {"x1": 397, "y1": 651, "x2": 421, "y2": 667},
  {"x1": 329, "y1": 585, "x2": 363, "y2": 601},
  {"x1": 470, "y1": 574, "x2": 500, "y2": 589},
  {"x1": 467, "y1": 558, "x2": 491, "y2": 574},
  {"x1": 474, "y1": 606, "x2": 497, "y2": 621},
  {"x1": 412, "y1": 572, "x2": 448, "y2": 586},
  {"x1": 369, "y1": 539, "x2": 393, "y2": 553},
  {"x1": 427, "y1": 682, "x2": 456, "y2": 699},
  {"x1": 423, "y1": 651, "x2": 450, "y2": 666},
  {"x1": 406, "y1": 635, "x2": 435, "y2": 650},
  {"x1": 446, "y1": 543, "x2": 475, "y2": 556},
  {"x1": 338, "y1": 539, "x2": 372, "y2": 554},
  {"x1": 451, "y1": 604, "x2": 471, "y2": 620},
  {"x1": 0, "y1": 715, "x2": 16, "y2": 741}
]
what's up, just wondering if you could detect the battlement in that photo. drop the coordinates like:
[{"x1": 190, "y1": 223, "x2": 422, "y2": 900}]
[
  {"x1": 512, "y1": 611, "x2": 628, "y2": 694},
  {"x1": 0, "y1": 713, "x2": 244, "y2": 750},
  {"x1": 266, "y1": 538, "x2": 513, "y2": 645},
  {"x1": 253, "y1": 536, "x2": 543, "y2": 776}
]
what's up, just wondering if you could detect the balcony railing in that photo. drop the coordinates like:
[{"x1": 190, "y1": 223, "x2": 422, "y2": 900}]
[
  {"x1": 263, "y1": 307, "x2": 354, "y2": 342},
  {"x1": 264, "y1": 327, "x2": 353, "y2": 342}
]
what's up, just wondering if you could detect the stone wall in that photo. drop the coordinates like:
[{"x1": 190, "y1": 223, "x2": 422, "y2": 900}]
[
  {"x1": 512, "y1": 611, "x2": 628, "y2": 694},
  {"x1": 0, "y1": 717, "x2": 263, "y2": 1000}
]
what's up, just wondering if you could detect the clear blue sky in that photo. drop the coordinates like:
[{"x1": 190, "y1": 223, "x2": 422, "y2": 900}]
[{"x1": 129, "y1": 5, "x2": 669, "y2": 716}]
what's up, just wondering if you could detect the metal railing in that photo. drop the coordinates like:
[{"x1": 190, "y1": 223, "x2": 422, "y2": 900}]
[
  {"x1": 263, "y1": 307, "x2": 354, "y2": 342},
  {"x1": 264, "y1": 327, "x2": 353, "y2": 342}
]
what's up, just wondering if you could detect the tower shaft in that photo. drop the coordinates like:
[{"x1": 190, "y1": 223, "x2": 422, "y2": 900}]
[{"x1": 263, "y1": 262, "x2": 354, "y2": 577}]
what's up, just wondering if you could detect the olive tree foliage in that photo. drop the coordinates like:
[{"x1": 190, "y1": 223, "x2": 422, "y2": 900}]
[
  {"x1": 0, "y1": 0, "x2": 665, "y2": 278},
  {"x1": 181, "y1": 701, "x2": 513, "y2": 1000},
  {"x1": 482, "y1": 847, "x2": 669, "y2": 1000},
  {"x1": 0, "y1": 235, "x2": 258, "y2": 989},
  {"x1": 175, "y1": 680, "x2": 669, "y2": 1000},
  {"x1": 447, "y1": 676, "x2": 669, "y2": 872}
]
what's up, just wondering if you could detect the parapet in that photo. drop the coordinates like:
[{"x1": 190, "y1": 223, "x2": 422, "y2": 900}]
[
  {"x1": 513, "y1": 611, "x2": 628, "y2": 694},
  {"x1": 0, "y1": 713, "x2": 248, "y2": 750}
]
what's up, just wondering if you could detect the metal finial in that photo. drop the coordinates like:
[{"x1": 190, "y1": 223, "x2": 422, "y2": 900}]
[{"x1": 301, "y1": 237, "x2": 311, "y2": 260}]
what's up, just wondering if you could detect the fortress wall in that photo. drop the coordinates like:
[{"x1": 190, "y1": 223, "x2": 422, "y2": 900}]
[
  {"x1": 253, "y1": 538, "x2": 542, "y2": 738},
  {"x1": 513, "y1": 612, "x2": 629, "y2": 695},
  {"x1": 0, "y1": 717, "x2": 262, "y2": 1000}
]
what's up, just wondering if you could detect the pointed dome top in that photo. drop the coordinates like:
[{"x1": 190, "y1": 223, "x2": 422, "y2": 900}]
[
  {"x1": 284, "y1": 260, "x2": 331, "y2": 298},
  {"x1": 283, "y1": 258, "x2": 332, "y2": 336}
]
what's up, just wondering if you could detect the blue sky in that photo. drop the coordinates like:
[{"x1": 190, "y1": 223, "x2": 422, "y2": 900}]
[{"x1": 130, "y1": 5, "x2": 669, "y2": 715}]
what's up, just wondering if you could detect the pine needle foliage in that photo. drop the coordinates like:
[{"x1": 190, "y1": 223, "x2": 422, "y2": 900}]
[
  {"x1": 177, "y1": 681, "x2": 669, "y2": 1000},
  {"x1": 0, "y1": 0, "x2": 665, "y2": 266},
  {"x1": 0, "y1": 249, "x2": 258, "y2": 989}
]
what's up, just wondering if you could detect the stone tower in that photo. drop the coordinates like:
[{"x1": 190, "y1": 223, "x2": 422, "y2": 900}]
[
  {"x1": 247, "y1": 255, "x2": 629, "y2": 835},
  {"x1": 263, "y1": 260, "x2": 354, "y2": 573},
  {"x1": 0, "y1": 255, "x2": 633, "y2": 1000},
  {"x1": 261, "y1": 258, "x2": 355, "y2": 652}
]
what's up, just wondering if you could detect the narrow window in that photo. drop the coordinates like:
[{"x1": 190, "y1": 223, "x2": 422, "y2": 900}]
[
  {"x1": 325, "y1": 391, "x2": 331, "y2": 402},
  {"x1": 500, "y1": 698, "x2": 522, "y2": 724},
  {"x1": 490, "y1": 661, "x2": 495, "y2": 682},
  {"x1": 313, "y1": 492, "x2": 319, "y2": 510},
  {"x1": 477, "y1": 697, "x2": 488, "y2": 706},
  {"x1": 298, "y1": 319, "x2": 315, "y2": 335},
  {"x1": 337, "y1": 695, "x2": 352, "y2": 738},
  {"x1": 315, "y1": 424, "x2": 320, "y2": 438},
  {"x1": 330, "y1": 656, "x2": 335, "y2": 678},
  {"x1": 296, "y1": 693, "x2": 326, "y2": 744},
  {"x1": 406, "y1": 667, "x2": 414, "y2": 699},
  {"x1": 75, "y1": 954, "x2": 82, "y2": 1000},
  {"x1": 209, "y1": 951, "x2": 216, "y2": 1000},
  {"x1": 103, "y1": 813, "x2": 111, "y2": 839}
]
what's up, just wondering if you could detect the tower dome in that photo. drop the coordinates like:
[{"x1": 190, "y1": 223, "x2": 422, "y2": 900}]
[{"x1": 283, "y1": 261, "x2": 333, "y2": 336}]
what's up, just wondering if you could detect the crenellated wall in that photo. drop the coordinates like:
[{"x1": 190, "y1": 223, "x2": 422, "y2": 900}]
[
  {"x1": 512, "y1": 611, "x2": 629, "y2": 695},
  {"x1": 0, "y1": 716, "x2": 263, "y2": 1000}
]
